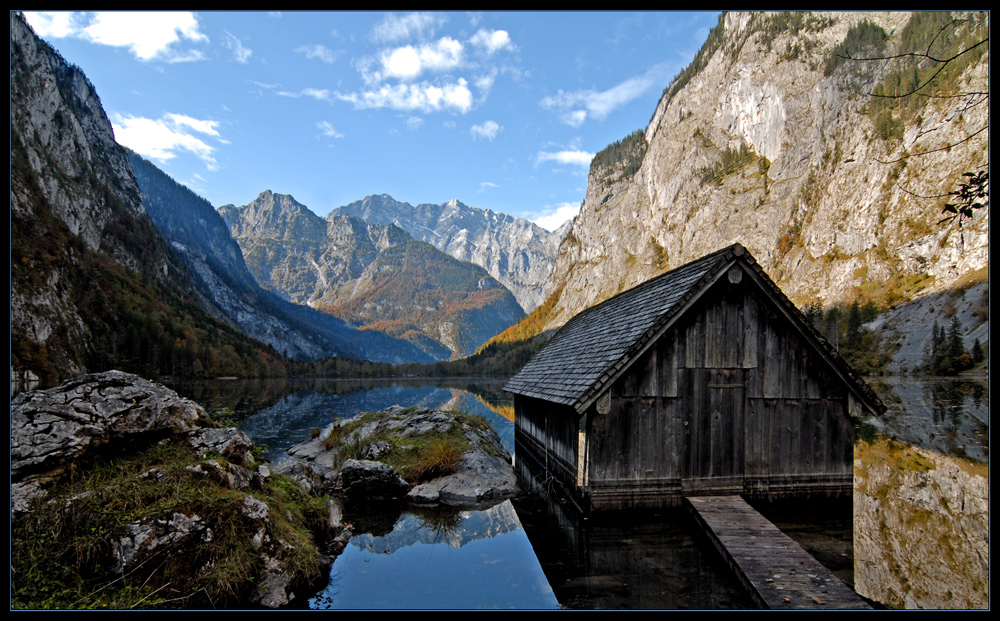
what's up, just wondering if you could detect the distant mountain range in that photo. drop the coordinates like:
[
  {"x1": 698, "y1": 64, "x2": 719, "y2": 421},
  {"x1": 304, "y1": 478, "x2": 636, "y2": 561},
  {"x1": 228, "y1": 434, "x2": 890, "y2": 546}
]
[
  {"x1": 333, "y1": 194, "x2": 568, "y2": 312},
  {"x1": 10, "y1": 6, "x2": 539, "y2": 379},
  {"x1": 18, "y1": 9, "x2": 980, "y2": 386},
  {"x1": 220, "y1": 191, "x2": 525, "y2": 359},
  {"x1": 128, "y1": 153, "x2": 436, "y2": 364}
]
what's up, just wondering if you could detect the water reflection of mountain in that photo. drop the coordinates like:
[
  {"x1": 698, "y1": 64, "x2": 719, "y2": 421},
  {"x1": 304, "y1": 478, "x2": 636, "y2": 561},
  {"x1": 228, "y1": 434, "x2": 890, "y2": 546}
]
[
  {"x1": 867, "y1": 376, "x2": 988, "y2": 463},
  {"x1": 239, "y1": 383, "x2": 456, "y2": 460},
  {"x1": 312, "y1": 500, "x2": 560, "y2": 610},
  {"x1": 350, "y1": 501, "x2": 523, "y2": 554},
  {"x1": 224, "y1": 379, "x2": 514, "y2": 460}
]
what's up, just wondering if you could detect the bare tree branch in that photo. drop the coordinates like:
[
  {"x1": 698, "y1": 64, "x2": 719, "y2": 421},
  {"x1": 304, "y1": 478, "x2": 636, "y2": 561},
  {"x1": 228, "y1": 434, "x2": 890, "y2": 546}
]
[
  {"x1": 844, "y1": 34, "x2": 988, "y2": 66},
  {"x1": 875, "y1": 125, "x2": 988, "y2": 164},
  {"x1": 839, "y1": 17, "x2": 988, "y2": 100}
]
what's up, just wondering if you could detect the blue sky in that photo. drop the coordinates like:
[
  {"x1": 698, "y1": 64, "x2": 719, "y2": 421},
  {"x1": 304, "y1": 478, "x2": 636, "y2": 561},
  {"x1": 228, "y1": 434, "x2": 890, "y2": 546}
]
[{"x1": 23, "y1": 11, "x2": 718, "y2": 230}]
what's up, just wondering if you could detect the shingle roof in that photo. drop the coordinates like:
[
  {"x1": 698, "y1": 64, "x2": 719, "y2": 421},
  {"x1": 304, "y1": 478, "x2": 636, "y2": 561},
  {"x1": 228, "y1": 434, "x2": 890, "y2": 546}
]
[
  {"x1": 504, "y1": 243, "x2": 885, "y2": 416},
  {"x1": 505, "y1": 244, "x2": 737, "y2": 408}
]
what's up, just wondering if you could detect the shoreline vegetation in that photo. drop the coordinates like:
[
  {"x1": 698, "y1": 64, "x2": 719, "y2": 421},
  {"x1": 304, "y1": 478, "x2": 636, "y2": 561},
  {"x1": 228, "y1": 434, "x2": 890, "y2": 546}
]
[{"x1": 10, "y1": 372, "x2": 344, "y2": 610}]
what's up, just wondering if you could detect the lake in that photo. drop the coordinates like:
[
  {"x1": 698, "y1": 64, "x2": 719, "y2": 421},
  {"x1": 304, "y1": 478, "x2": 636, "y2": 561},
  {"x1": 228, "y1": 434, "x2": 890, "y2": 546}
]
[{"x1": 166, "y1": 374, "x2": 988, "y2": 609}]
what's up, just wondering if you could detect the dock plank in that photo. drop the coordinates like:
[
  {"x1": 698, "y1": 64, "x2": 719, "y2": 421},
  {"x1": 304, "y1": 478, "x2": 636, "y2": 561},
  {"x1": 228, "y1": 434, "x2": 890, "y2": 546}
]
[{"x1": 687, "y1": 495, "x2": 871, "y2": 610}]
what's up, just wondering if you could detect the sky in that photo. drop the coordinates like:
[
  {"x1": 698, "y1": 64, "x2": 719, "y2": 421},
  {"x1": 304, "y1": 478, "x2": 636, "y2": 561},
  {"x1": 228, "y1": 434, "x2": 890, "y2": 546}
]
[{"x1": 22, "y1": 11, "x2": 719, "y2": 230}]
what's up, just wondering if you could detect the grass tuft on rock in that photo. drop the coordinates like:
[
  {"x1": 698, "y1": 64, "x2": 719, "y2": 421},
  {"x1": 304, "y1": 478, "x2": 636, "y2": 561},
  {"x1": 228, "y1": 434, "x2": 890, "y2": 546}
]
[
  {"x1": 323, "y1": 409, "x2": 496, "y2": 484},
  {"x1": 11, "y1": 440, "x2": 329, "y2": 610}
]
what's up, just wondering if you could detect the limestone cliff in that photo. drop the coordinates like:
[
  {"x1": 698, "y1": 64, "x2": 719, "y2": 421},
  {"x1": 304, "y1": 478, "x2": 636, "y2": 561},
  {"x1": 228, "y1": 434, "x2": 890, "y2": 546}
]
[
  {"x1": 538, "y1": 12, "x2": 988, "y2": 346},
  {"x1": 129, "y1": 153, "x2": 433, "y2": 364}
]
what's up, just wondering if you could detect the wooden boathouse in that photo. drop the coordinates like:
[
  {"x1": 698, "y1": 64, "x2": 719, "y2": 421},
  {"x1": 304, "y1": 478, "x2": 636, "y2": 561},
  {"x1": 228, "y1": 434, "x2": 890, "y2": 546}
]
[{"x1": 505, "y1": 243, "x2": 885, "y2": 512}]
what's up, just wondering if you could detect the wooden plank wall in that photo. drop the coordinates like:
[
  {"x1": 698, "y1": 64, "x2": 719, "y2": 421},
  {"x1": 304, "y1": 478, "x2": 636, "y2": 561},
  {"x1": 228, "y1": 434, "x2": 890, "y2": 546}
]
[
  {"x1": 584, "y1": 277, "x2": 855, "y2": 509},
  {"x1": 514, "y1": 395, "x2": 580, "y2": 490}
]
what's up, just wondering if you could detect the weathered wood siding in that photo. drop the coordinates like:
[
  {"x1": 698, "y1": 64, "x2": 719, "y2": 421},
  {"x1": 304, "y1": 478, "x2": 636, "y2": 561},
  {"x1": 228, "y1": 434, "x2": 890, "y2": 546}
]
[
  {"x1": 585, "y1": 275, "x2": 855, "y2": 510},
  {"x1": 514, "y1": 394, "x2": 580, "y2": 491}
]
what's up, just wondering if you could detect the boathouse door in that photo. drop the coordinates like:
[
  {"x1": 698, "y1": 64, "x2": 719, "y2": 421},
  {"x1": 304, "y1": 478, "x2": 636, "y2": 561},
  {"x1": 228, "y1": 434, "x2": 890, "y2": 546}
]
[{"x1": 680, "y1": 367, "x2": 746, "y2": 494}]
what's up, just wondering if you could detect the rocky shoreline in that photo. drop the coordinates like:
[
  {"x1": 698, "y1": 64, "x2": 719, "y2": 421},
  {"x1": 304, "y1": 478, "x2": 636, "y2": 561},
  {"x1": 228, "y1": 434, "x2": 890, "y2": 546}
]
[{"x1": 10, "y1": 371, "x2": 518, "y2": 609}]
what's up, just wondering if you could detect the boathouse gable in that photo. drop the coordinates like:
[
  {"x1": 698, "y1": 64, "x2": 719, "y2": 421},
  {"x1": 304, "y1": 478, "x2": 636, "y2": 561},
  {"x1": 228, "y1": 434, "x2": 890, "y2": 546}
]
[{"x1": 505, "y1": 243, "x2": 885, "y2": 511}]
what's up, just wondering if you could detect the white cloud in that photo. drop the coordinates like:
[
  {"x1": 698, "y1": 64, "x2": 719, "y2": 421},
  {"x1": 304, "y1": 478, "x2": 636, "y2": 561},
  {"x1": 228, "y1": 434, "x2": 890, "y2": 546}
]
[
  {"x1": 317, "y1": 121, "x2": 343, "y2": 139},
  {"x1": 474, "y1": 69, "x2": 498, "y2": 97},
  {"x1": 470, "y1": 120, "x2": 501, "y2": 141},
  {"x1": 469, "y1": 29, "x2": 513, "y2": 55},
  {"x1": 25, "y1": 11, "x2": 208, "y2": 62},
  {"x1": 535, "y1": 150, "x2": 594, "y2": 168},
  {"x1": 223, "y1": 31, "x2": 252, "y2": 64},
  {"x1": 296, "y1": 44, "x2": 337, "y2": 64},
  {"x1": 562, "y1": 110, "x2": 588, "y2": 128},
  {"x1": 165, "y1": 113, "x2": 221, "y2": 137},
  {"x1": 111, "y1": 112, "x2": 222, "y2": 170},
  {"x1": 379, "y1": 37, "x2": 463, "y2": 81},
  {"x1": 405, "y1": 116, "x2": 424, "y2": 131},
  {"x1": 277, "y1": 88, "x2": 333, "y2": 101},
  {"x1": 337, "y1": 79, "x2": 472, "y2": 114},
  {"x1": 541, "y1": 63, "x2": 670, "y2": 126},
  {"x1": 371, "y1": 12, "x2": 444, "y2": 43},
  {"x1": 478, "y1": 181, "x2": 500, "y2": 192},
  {"x1": 530, "y1": 202, "x2": 580, "y2": 232},
  {"x1": 22, "y1": 11, "x2": 81, "y2": 38}
]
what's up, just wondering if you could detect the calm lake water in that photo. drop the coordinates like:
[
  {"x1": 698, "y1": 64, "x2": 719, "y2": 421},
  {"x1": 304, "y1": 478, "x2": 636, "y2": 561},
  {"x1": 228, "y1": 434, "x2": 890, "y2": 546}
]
[{"x1": 166, "y1": 374, "x2": 988, "y2": 610}]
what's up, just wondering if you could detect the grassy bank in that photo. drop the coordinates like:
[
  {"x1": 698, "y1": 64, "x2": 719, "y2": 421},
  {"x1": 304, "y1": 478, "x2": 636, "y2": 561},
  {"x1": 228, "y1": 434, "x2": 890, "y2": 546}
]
[{"x1": 11, "y1": 438, "x2": 332, "y2": 609}]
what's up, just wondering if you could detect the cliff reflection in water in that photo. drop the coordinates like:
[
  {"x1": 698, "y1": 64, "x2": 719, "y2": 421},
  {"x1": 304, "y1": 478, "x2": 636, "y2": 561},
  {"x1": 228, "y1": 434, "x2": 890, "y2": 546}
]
[
  {"x1": 853, "y1": 376, "x2": 989, "y2": 609},
  {"x1": 167, "y1": 377, "x2": 514, "y2": 462},
  {"x1": 867, "y1": 376, "x2": 988, "y2": 462}
]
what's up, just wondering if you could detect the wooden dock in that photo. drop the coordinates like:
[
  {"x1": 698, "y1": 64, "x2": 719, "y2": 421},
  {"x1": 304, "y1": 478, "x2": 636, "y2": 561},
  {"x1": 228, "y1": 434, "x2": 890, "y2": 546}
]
[{"x1": 686, "y1": 495, "x2": 871, "y2": 609}]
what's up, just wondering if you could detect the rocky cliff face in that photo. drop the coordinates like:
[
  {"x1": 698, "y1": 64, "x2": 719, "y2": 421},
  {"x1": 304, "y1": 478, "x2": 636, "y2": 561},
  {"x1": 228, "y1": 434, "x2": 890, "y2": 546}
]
[
  {"x1": 220, "y1": 191, "x2": 525, "y2": 359},
  {"x1": 10, "y1": 13, "x2": 142, "y2": 256},
  {"x1": 334, "y1": 194, "x2": 565, "y2": 312},
  {"x1": 11, "y1": 12, "x2": 185, "y2": 381},
  {"x1": 538, "y1": 12, "x2": 988, "y2": 342}
]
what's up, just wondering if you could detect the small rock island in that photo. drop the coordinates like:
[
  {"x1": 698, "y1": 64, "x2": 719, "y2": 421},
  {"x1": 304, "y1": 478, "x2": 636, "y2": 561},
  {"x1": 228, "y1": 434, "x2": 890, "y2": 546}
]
[{"x1": 277, "y1": 404, "x2": 519, "y2": 507}]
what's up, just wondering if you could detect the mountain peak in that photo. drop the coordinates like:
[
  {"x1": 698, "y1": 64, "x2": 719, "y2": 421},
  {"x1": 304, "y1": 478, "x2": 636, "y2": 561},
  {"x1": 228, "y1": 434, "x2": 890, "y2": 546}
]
[{"x1": 333, "y1": 194, "x2": 565, "y2": 311}]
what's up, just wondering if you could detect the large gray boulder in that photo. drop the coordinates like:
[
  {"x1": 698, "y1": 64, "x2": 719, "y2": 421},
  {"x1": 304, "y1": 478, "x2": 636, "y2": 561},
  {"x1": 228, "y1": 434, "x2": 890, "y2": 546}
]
[
  {"x1": 10, "y1": 370, "x2": 250, "y2": 513},
  {"x1": 407, "y1": 446, "x2": 519, "y2": 506},
  {"x1": 10, "y1": 370, "x2": 345, "y2": 609}
]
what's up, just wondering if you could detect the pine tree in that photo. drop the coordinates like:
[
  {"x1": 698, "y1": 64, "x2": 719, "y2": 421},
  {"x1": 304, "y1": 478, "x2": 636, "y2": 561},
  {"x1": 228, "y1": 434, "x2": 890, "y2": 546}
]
[
  {"x1": 971, "y1": 339, "x2": 984, "y2": 364},
  {"x1": 946, "y1": 316, "x2": 968, "y2": 373}
]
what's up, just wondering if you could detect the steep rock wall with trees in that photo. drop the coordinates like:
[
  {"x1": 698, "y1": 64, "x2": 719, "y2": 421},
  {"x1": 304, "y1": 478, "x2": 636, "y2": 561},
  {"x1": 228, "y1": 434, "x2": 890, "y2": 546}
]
[{"x1": 535, "y1": 12, "x2": 987, "y2": 366}]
